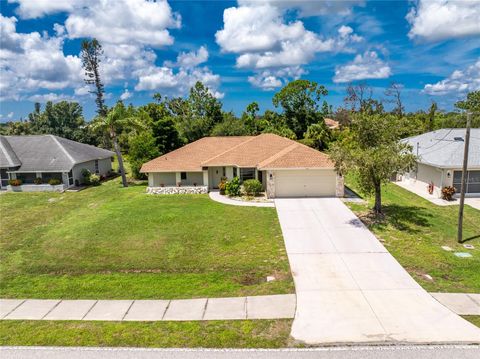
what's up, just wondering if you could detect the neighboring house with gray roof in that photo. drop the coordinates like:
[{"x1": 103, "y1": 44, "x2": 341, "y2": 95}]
[
  {"x1": 399, "y1": 128, "x2": 480, "y2": 198},
  {"x1": 0, "y1": 135, "x2": 114, "y2": 191}
]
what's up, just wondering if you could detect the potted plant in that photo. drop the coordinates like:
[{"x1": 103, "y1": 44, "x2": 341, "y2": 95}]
[
  {"x1": 177, "y1": 182, "x2": 182, "y2": 187},
  {"x1": 8, "y1": 179, "x2": 22, "y2": 186},
  {"x1": 427, "y1": 181, "x2": 434, "y2": 195},
  {"x1": 160, "y1": 183, "x2": 165, "y2": 187},
  {"x1": 33, "y1": 177, "x2": 43, "y2": 185},
  {"x1": 441, "y1": 186, "x2": 456, "y2": 201}
]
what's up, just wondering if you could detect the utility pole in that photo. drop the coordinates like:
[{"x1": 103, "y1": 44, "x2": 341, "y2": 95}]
[{"x1": 457, "y1": 112, "x2": 472, "y2": 243}]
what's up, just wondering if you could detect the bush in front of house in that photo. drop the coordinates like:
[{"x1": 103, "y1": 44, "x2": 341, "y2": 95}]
[
  {"x1": 441, "y1": 186, "x2": 456, "y2": 201},
  {"x1": 90, "y1": 174, "x2": 101, "y2": 186},
  {"x1": 243, "y1": 179, "x2": 262, "y2": 196},
  {"x1": 48, "y1": 178, "x2": 62, "y2": 185},
  {"x1": 8, "y1": 179, "x2": 22, "y2": 186},
  {"x1": 225, "y1": 176, "x2": 241, "y2": 197},
  {"x1": 81, "y1": 168, "x2": 92, "y2": 185},
  {"x1": 33, "y1": 177, "x2": 43, "y2": 185}
]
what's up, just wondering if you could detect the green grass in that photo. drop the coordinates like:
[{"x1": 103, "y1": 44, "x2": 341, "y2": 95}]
[
  {"x1": 463, "y1": 316, "x2": 480, "y2": 328},
  {"x1": 345, "y1": 178, "x2": 480, "y2": 293},
  {"x1": 0, "y1": 320, "x2": 293, "y2": 348},
  {"x1": 0, "y1": 179, "x2": 293, "y2": 299}
]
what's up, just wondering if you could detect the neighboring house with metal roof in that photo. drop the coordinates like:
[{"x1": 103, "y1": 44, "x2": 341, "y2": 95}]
[
  {"x1": 399, "y1": 128, "x2": 480, "y2": 198},
  {"x1": 141, "y1": 133, "x2": 344, "y2": 198},
  {"x1": 0, "y1": 135, "x2": 114, "y2": 191}
]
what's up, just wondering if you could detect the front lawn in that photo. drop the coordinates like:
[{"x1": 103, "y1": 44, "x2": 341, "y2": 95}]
[
  {"x1": 346, "y1": 179, "x2": 480, "y2": 293},
  {"x1": 0, "y1": 179, "x2": 293, "y2": 299},
  {"x1": 0, "y1": 320, "x2": 293, "y2": 348}
]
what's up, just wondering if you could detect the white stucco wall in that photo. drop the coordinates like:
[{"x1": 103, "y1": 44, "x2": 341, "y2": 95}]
[
  {"x1": 401, "y1": 163, "x2": 444, "y2": 198},
  {"x1": 149, "y1": 172, "x2": 177, "y2": 187},
  {"x1": 181, "y1": 172, "x2": 204, "y2": 186},
  {"x1": 148, "y1": 172, "x2": 204, "y2": 187},
  {"x1": 72, "y1": 158, "x2": 112, "y2": 185}
]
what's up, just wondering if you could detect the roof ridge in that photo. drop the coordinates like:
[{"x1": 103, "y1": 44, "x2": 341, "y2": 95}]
[
  {"x1": 257, "y1": 143, "x2": 299, "y2": 168},
  {"x1": 49, "y1": 135, "x2": 76, "y2": 165},
  {"x1": 201, "y1": 136, "x2": 257, "y2": 165}
]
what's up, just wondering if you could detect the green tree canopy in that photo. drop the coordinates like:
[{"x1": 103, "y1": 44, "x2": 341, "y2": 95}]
[
  {"x1": 211, "y1": 112, "x2": 249, "y2": 136},
  {"x1": 168, "y1": 81, "x2": 223, "y2": 142},
  {"x1": 128, "y1": 130, "x2": 160, "y2": 179},
  {"x1": 330, "y1": 113, "x2": 416, "y2": 214},
  {"x1": 302, "y1": 122, "x2": 332, "y2": 150},
  {"x1": 272, "y1": 80, "x2": 328, "y2": 138}
]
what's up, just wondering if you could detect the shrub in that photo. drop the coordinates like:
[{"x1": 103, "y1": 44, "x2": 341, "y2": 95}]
[
  {"x1": 225, "y1": 176, "x2": 241, "y2": 197},
  {"x1": 89, "y1": 174, "x2": 101, "y2": 186},
  {"x1": 441, "y1": 186, "x2": 456, "y2": 201},
  {"x1": 8, "y1": 179, "x2": 22, "y2": 186},
  {"x1": 48, "y1": 178, "x2": 61, "y2": 185},
  {"x1": 81, "y1": 168, "x2": 92, "y2": 185},
  {"x1": 218, "y1": 177, "x2": 228, "y2": 195},
  {"x1": 243, "y1": 179, "x2": 262, "y2": 196},
  {"x1": 33, "y1": 177, "x2": 43, "y2": 185}
]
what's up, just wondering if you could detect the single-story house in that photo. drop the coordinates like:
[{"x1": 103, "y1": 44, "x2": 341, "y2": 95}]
[
  {"x1": 0, "y1": 135, "x2": 114, "y2": 191},
  {"x1": 399, "y1": 128, "x2": 480, "y2": 198},
  {"x1": 141, "y1": 133, "x2": 344, "y2": 198}
]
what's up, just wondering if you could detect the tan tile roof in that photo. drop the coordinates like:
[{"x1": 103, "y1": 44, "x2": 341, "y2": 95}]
[
  {"x1": 140, "y1": 136, "x2": 252, "y2": 172},
  {"x1": 141, "y1": 133, "x2": 333, "y2": 173},
  {"x1": 324, "y1": 118, "x2": 340, "y2": 129}
]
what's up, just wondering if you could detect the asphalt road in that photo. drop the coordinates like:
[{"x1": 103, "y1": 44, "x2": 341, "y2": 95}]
[{"x1": 1, "y1": 346, "x2": 480, "y2": 359}]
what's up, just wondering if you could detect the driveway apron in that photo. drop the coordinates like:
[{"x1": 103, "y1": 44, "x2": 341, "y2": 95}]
[{"x1": 275, "y1": 198, "x2": 480, "y2": 345}]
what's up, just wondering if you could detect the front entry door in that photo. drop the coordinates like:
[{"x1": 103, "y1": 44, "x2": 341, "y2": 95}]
[{"x1": 211, "y1": 167, "x2": 225, "y2": 189}]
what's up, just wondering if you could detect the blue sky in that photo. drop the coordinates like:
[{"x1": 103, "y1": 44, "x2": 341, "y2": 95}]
[{"x1": 0, "y1": 0, "x2": 479, "y2": 122}]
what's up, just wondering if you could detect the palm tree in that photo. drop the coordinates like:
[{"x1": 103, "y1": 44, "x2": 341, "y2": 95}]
[{"x1": 91, "y1": 101, "x2": 145, "y2": 187}]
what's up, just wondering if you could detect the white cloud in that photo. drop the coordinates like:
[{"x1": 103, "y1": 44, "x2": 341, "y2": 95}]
[
  {"x1": 176, "y1": 46, "x2": 209, "y2": 68},
  {"x1": 333, "y1": 51, "x2": 391, "y2": 83},
  {"x1": 216, "y1": 4, "x2": 358, "y2": 65},
  {"x1": 120, "y1": 89, "x2": 133, "y2": 101},
  {"x1": 0, "y1": 14, "x2": 82, "y2": 100},
  {"x1": 424, "y1": 59, "x2": 480, "y2": 95},
  {"x1": 407, "y1": 0, "x2": 480, "y2": 41},
  {"x1": 74, "y1": 85, "x2": 91, "y2": 96},
  {"x1": 135, "y1": 47, "x2": 223, "y2": 98},
  {"x1": 8, "y1": 0, "x2": 82, "y2": 19},
  {"x1": 1, "y1": 1, "x2": 189, "y2": 102},
  {"x1": 7, "y1": 111, "x2": 14, "y2": 118},
  {"x1": 65, "y1": 0, "x2": 180, "y2": 48},
  {"x1": 248, "y1": 66, "x2": 305, "y2": 90},
  {"x1": 120, "y1": 89, "x2": 132, "y2": 101},
  {"x1": 238, "y1": 0, "x2": 365, "y2": 17},
  {"x1": 28, "y1": 93, "x2": 72, "y2": 102}
]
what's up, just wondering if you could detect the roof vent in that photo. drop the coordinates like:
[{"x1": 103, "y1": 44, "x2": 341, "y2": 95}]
[{"x1": 454, "y1": 137, "x2": 464, "y2": 141}]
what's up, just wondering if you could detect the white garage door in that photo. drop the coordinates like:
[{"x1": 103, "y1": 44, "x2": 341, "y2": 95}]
[{"x1": 275, "y1": 170, "x2": 336, "y2": 198}]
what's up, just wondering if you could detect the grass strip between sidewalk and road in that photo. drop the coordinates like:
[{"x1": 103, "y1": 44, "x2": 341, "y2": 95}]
[{"x1": 0, "y1": 320, "x2": 293, "y2": 348}]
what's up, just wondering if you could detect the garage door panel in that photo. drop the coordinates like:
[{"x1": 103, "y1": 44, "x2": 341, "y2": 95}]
[{"x1": 275, "y1": 170, "x2": 336, "y2": 197}]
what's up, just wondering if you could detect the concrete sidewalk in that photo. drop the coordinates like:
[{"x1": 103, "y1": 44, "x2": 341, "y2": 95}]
[
  {"x1": 432, "y1": 293, "x2": 480, "y2": 315},
  {"x1": 275, "y1": 197, "x2": 480, "y2": 345},
  {"x1": 395, "y1": 182, "x2": 480, "y2": 210},
  {"x1": 0, "y1": 294, "x2": 295, "y2": 321}
]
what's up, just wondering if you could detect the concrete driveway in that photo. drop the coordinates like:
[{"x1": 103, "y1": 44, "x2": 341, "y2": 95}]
[{"x1": 275, "y1": 197, "x2": 480, "y2": 345}]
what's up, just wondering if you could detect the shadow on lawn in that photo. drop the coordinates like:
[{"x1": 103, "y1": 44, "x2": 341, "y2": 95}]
[
  {"x1": 461, "y1": 234, "x2": 480, "y2": 243},
  {"x1": 362, "y1": 204, "x2": 432, "y2": 234}
]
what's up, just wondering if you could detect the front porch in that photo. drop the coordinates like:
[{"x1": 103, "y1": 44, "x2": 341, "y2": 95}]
[
  {"x1": 2, "y1": 169, "x2": 73, "y2": 191},
  {"x1": 147, "y1": 167, "x2": 267, "y2": 192}
]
